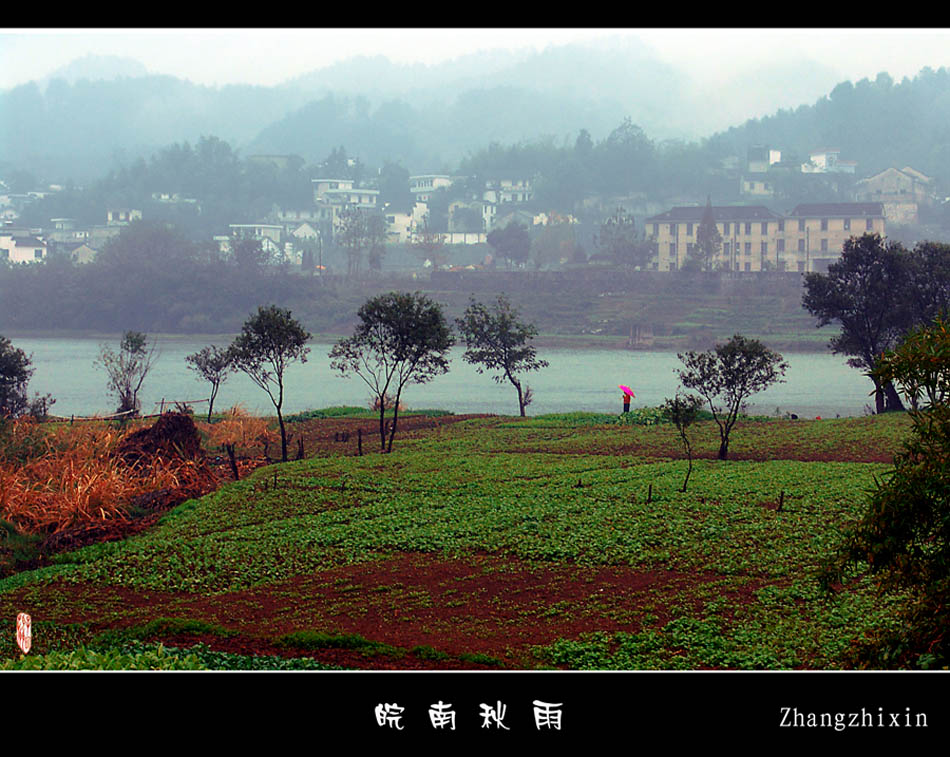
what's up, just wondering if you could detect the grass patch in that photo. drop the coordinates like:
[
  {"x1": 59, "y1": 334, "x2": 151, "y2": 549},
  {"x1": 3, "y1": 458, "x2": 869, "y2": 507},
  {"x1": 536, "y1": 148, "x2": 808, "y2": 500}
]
[
  {"x1": 274, "y1": 630, "x2": 404, "y2": 658},
  {"x1": 286, "y1": 406, "x2": 454, "y2": 423}
]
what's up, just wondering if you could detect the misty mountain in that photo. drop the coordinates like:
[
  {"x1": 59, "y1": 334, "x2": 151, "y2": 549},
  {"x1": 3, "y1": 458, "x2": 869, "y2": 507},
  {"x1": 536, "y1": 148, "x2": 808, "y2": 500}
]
[
  {"x1": 1, "y1": 38, "x2": 947, "y2": 188},
  {"x1": 39, "y1": 54, "x2": 150, "y2": 87},
  {"x1": 0, "y1": 38, "x2": 840, "y2": 185}
]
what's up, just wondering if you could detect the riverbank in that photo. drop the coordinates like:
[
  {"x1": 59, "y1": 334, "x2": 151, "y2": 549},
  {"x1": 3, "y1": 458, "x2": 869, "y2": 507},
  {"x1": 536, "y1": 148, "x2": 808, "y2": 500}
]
[{"x1": 5, "y1": 328, "x2": 836, "y2": 353}]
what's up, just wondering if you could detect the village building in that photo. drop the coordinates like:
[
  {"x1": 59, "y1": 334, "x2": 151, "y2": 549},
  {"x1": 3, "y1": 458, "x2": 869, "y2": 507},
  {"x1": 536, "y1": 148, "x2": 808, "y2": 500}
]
[
  {"x1": 853, "y1": 166, "x2": 936, "y2": 225},
  {"x1": 645, "y1": 202, "x2": 886, "y2": 272}
]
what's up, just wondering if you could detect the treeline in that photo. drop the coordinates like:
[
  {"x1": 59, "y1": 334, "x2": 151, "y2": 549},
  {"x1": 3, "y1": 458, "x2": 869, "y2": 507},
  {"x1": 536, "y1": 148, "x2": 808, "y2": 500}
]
[{"x1": 0, "y1": 221, "x2": 356, "y2": 333}]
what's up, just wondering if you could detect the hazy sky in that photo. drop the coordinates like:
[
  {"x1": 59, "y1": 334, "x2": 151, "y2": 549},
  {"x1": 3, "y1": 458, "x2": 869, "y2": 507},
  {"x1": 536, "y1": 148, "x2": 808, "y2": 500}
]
[{"x1": 2, "y1": 28, "x2": 949, "y2": 91}]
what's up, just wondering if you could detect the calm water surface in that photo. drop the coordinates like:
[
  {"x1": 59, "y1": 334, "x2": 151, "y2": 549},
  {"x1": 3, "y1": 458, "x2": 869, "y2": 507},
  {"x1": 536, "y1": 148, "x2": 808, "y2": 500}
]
[{"x1": 19, "y1": 337, "x2": 873, "y2": 419}]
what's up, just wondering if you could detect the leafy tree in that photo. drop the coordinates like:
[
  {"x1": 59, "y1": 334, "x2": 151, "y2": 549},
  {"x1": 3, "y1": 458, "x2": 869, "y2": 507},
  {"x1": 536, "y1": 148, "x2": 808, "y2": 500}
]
[
  {"x1": 903, "y1": 241, "x2": 950, "y2": 326},
  {"x1": 228, "y1": 305, "x2": 311, "y2": 462},
  {"x1": 821, "y1": 315, "x2": 950, "y2": 668},
  {"x1": 596, "y1": 118, "x2": 657, "y2": 195},
  {"x1": 456, "y1": 294, "x2": 549, "y2": 417},
  {"x1": 231, "y1": 236, "x2": 271, "y2": 272},
  {"x1": 487, "y1": 222, "x2": 532, "y2": 269},
  {"x1": 802, "y1": 233, "x2": 911, "y2": 413},
  {"x1": 677, "y1": 334, "x2": 788, "y2": 460},
  {"x1": 329, "y1": 292, "x2": 453, "y2": 452},
  {"x1": 409, "y1": 219, "x2": 448, "y2": 267},
  {"x1": 531, "y1": 213, "x2": 577, "y2": 269},
  {"x1": 337, "y1": 206, "x2": 388, "y2": 277},
  {"x1": 0, "y1": 336, "x2": 53, "y2": 419},
  {"x1": 661, "y1": 393, "x2": 704, "y2": 492},
  {"x1": 95, "y1": 331, "x2": 158, "y2": 417},
  {"x1": 687, "y1": 196, "x2": 723, "y2": 271},
  {"x1": 377, "y1": 161, "x2": 415, "y2": 214},
  {"x1": 0, "y1": 336, "x2": 33, "y2": 418},
  {"x1": 185, "y1": 345, "x2": 234, "y2": 422},
  {"x1": 365, "y1": 213, "x2": 389, "y2": 272},
  {"x1": 596, "y1": 206, "x2": 647, "y2": 267}
]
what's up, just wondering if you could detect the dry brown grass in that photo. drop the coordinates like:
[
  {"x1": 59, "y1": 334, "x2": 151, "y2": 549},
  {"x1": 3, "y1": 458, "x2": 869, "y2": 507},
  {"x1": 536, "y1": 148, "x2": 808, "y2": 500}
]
[
  {"x1": 0, "y1": 418, "x2": 206, "y2": 535},
  {"x1": 198, "y1": 404, "x2": 275, "y2": 452}
]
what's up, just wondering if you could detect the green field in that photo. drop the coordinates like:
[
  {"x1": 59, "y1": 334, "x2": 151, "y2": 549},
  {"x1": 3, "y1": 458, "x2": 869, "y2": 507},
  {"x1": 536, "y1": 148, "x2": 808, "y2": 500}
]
[{"x1": 0, "y1": 411, "x2": 916, "y2": 670}]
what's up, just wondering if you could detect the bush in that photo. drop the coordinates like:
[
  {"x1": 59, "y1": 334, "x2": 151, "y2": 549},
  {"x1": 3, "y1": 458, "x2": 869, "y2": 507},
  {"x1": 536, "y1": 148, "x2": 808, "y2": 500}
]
[{"x1": 821, "y1": 315, "x2": 950, "y2": 668}]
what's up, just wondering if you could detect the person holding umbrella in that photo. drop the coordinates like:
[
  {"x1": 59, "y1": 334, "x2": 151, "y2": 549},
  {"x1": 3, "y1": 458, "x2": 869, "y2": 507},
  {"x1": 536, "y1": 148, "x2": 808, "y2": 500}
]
[{"x1": 619, "y1": 384, "x2": 635, "y2": 413}]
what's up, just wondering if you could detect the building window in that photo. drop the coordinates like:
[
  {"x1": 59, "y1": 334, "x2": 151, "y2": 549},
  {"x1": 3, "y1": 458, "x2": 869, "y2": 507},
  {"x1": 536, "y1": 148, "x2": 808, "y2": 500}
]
[
  {"x1": 745, "y1": 242, "x2": 752, "y2": 254},
  {"x1": 799, "y1": 219, "x2": 805, "y2": 231},
  {"x1": 761, "y1": 242, "x2": 768, "y2": 255},
  {"x1": 723, "y1": 222, "x2": 730, "y2": 235},
  {"x1": 798, "y1": 239, "x2": 805, "y2": 252},
  {"x1": 723, "y1": 242, "x2": 731, "y2": 257},
  {"x1": 844, "y1": 218, "x2": 851, "y2": 231},
  {"x1": 744, "y1": 262, "x2": 752, "y2": 272},
  {"x1": 687, "y1": 223, "x2": 693, "y2": 236},
  {"x1": 821, "y1": 239, "x2": 828, "y2": 252},
  {"x1": 670, "y1": 223, "x2": 677, "y2": 235},
  {"x1": 866, "y1": 218, "x2": 873, "y2": 230},
  {"x1": 670, "y1": 243, "x2": 677, "y2": 258},
  {"x1": 761, "y1": 222, "x2": 768, "y2": 234},
  {"x1": 777, "y1": 239, "x2": 785, "y2": 252},
  {"x1": 821, "y1": 218, "x2": 828, "y2": 231},
  {"x1": 778, "y1": 220, "x2": 784, "y2": 232},
  {"x1": 745, "y1": 222, "x2": 752, "y2": 234}
]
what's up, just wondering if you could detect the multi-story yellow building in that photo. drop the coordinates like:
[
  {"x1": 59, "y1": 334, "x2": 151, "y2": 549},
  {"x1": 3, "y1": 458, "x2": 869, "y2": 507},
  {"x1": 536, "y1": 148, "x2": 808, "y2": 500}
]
[
  {"x1": 644, "y1": 202, "x2": 886, "y2": 272},
  {"x1": 783, "y1": 203, "x2": 886, "y2": 271}
]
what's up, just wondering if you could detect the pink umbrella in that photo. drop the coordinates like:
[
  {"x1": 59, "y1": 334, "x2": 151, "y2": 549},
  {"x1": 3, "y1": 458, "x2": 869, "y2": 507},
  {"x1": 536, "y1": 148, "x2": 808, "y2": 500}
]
[{"x1": 619, "y1": 384, "x2": 635, "y2": 398}]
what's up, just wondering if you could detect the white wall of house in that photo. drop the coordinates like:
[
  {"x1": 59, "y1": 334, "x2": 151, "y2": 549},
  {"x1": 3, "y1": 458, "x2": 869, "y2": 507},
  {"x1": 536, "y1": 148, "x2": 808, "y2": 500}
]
[{"x1": 0, "y1": 236, "x2": 46, "y2": 263}]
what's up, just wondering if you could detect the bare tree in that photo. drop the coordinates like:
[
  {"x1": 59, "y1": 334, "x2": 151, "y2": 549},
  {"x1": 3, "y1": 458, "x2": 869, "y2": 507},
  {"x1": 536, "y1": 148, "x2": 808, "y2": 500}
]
[{"x1": 96, "y1": 331, "x2": 158, "y2": 416}]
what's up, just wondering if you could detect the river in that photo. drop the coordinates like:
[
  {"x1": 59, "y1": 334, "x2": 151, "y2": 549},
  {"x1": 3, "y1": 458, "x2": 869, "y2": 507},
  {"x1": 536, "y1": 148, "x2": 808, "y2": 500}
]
[{"x1": 16, "y1": 337, "x2": 873, "y2": 419}]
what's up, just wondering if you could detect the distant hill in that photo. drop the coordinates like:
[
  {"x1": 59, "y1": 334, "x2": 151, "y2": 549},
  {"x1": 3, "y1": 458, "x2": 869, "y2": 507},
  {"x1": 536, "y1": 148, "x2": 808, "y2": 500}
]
[
  {"x1": 710, "y1": 67, "x2": 950, "y2": 186},
  {"x1": 2, "y1": 39, "x2": 950, "y2": 189},
  {"x1": 39, "y1": 54, "x2": 149, "y2": 86}
]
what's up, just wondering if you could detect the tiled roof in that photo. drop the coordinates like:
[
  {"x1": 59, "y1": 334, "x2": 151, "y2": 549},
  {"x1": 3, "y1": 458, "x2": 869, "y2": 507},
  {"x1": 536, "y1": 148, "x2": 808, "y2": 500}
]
[
  {"x1": 646, "y1": 206, "x2": 780, "y2": 223},
  {"x1": 788, "y1": 203, "x2": 884, "y2": 217}
]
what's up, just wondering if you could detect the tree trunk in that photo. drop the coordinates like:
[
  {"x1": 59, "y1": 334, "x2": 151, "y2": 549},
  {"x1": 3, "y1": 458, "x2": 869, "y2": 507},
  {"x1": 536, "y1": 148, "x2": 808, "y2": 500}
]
[
  {"x1": 207, "y1": 386, "x2": 217, "y2": 423},
  {"x1": 277, "y1": 409, "x2": 287, "y2": 462},
  {"x1": 515, "y1": 380, "x2": 525, "y2": 417},
  {"x1": 883, "y1": 381, "x2": 905, "y2": 413},
  {"x1": 873, "y1": 382, "x2": 886, "y2": 414},
  {"x1": 225, "y1": 444, "x2": 240, "y2": 481},
  {"x1": 386, "y1": 395, "x2": 402, "y2": 453},
  {"x1": 379, "y1": 403, "x2": 387, "y2": 452},
  {"x1": 717, "y1": 437, "x2": 729, "y2": 460},
  {"x1": 681, "y1": 438, "x2": 693, "y2": 492}
]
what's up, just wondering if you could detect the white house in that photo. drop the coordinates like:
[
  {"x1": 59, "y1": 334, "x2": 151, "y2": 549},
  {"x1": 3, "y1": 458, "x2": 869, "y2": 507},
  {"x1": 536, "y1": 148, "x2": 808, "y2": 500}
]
[
  {"x1": 801, "y1": 149, "x2": 856, "y2": 175},
  {"x1": 482, "y1": 174, "x2": 534, "y2": 205},
  {"x1": 0, "y1": 233, "x2": 47, "y2": 263},
  {"x1": 312, "y1": 178, "x2": 355, "y2": 203},
  {"x1": 106, "y1": 208, "x2": 142, "y2": 226},
  {"x1": 228, "y1": 224, "x2": 284, "y2": 244},
  {"x1": 409, "y1": 174, "x2": 452, "y2": 203}
]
